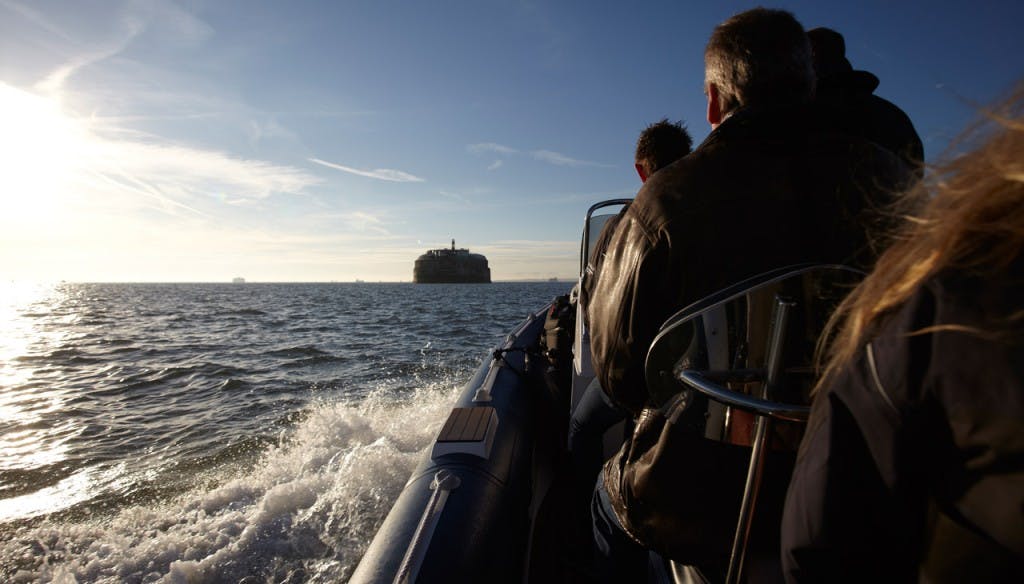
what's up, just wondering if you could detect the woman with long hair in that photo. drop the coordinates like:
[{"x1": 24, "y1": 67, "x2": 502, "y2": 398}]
[{"x1": 781, "y1": 90, "x2": 1024, "y2": 583}]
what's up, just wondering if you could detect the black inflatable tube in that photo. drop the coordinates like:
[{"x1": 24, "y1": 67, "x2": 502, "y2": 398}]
[{"x1": 350, "y1": 307, "x2": 549, "y2": 583}]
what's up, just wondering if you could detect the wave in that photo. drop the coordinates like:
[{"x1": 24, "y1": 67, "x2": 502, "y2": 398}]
[
  {"x1": 0, "y1": 382, "x2": 458, "y2": 583},
  {"x1": 0, "y1": 281, "x2": 567, "y2": 582},
  {"x1": 267, "y1": 347, "x2": 331, "y2": 359},
  {"x1": 223, "y1": 309, "x2": 268, "y2": 317},
  {"x1": 280, "y1": 355, "x2": 350, "y2": 370}
]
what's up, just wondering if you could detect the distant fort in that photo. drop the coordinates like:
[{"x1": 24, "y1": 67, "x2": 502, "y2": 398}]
[{"x1": 414, "y1": 240, "x2": 491, "y2": 284}]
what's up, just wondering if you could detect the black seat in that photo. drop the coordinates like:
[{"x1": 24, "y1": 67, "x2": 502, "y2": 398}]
[{"x1": 644, "y1": 264, "x2": 863, "y2": 583}]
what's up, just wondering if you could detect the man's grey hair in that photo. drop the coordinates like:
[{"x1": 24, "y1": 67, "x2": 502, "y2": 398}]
[{"x1": 704, "y1": 8, "x2": 815, "y2": 115}]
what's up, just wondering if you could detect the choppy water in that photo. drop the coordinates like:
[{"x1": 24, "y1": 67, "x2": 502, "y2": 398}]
[{"x1": 0, "y1": 281, "x2": 569, "y2": 583}]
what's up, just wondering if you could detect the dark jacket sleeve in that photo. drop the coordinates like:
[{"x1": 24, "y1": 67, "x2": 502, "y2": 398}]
[
  {"x1": 780, "y1": 357, "x2": 921, "y2": 582},
  {"x1": 587, "y1": 210, "x2": 673, "y2": 417}
]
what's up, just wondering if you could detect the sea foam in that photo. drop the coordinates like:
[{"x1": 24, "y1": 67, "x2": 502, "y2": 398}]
[{"x1": 1, "y1": 382, "x2": 457, "y2": 583}]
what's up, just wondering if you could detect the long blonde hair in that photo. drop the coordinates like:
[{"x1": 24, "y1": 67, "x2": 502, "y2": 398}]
[{"x1": 816, "y1": 87, "x2": 1024, "y2": 389}]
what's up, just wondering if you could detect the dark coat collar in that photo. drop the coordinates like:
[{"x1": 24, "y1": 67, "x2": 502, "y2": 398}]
[{"x1": 696, "y1": 102, "x2": 815, "y2": 151}]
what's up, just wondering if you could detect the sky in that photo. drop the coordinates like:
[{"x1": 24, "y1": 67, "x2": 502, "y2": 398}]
[{"x1": 0, "y1": 0, "x2": 1021, "y2": 283}]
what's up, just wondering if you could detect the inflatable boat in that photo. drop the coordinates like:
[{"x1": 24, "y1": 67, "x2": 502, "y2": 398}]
[
  {"x1": 350, "y1": 200, "x2": 850, "y2": 583},
  {"x1": 349, "y1": 200, "x2": 628, "y2": 583}
]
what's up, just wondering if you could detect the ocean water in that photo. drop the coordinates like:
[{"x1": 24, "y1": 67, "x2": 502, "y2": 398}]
[{"x1": 0, "y1": 281, "x2": 569, "y2": 583}]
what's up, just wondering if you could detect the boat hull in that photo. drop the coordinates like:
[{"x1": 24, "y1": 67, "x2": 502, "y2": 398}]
[{"x1": 350, "y1": 307, "x2": 548, "y2": 583}]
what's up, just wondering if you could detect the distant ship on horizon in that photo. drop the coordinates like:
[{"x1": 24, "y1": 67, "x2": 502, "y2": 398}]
[
  {"x1": 413, "y1": 240, "x2": 491, "y2": 284},
  {"x1": 232, "y1": 277, "x2": 245, "y2": 284}
]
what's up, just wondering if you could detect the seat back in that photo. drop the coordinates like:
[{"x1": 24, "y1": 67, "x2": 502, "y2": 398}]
[
  {"x1": 644, "y1": 264, "x2": 863, "y2": 583},
  {"x1": 646, "y1": 264, "x2": 862, "y2": 428}
]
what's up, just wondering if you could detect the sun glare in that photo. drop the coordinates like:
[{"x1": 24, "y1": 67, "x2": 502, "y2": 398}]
[{"x1": 0, "y1": 83, "x2": 87, "y2": 226}]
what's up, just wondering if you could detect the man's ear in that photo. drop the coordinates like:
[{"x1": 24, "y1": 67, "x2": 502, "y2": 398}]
[
  {"x1": 706, "y1": 83, "x2": 723, "y2": 128},
  {"x1": 635, "y1": 162, "x2": 648, "y2": 183}
]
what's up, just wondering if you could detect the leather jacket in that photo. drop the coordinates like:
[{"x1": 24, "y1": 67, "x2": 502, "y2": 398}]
[
  {"x1": 588, "y1": 102, "x2": 910, "y2": 417},
  {"x1": 587, "y1": 102, "x2": 914, "y2": 551}
]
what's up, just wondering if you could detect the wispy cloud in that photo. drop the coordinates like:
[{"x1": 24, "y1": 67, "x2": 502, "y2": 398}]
[
  {"x1": 64, "y1": 140, "x2": 320, "y2": 222},
  {"x1": 324, "y1": 210, "x2": 393, "y2": 235},
  {"x1": 531, "y1": 149, "x2": 612, "y2": 168},
  {"x1": 468, "y1": 142, "x2": 518, "y2": 155},
  {"x1": 300, "y1": 209, "x2": 398, "y2": 236},
  {"x1": 1, "y1": 1, "x2": 75, "y2": 42},
  {"x1": 308, "y1": 158, "x2": 426, "y2": 183},
  {"x1": 24, "y1": 0, "x2": 214, "y2": 94},
  {"x1": 102, "y1": 140, "x2": 320, "y2": 200},
  {"x1": 439, "y1": 190, "x2": 471, "y2": 204},
  {"x1": 248, "y1": 118, "x2": 300, "y2": 148},
  {"x1": 142, "y1": 0, "x2": 216, "y2": 46},
  {"x1": 468, "y1": 141, "x2": 611, "y2": 169},
  {"x1": 1, "y1": 83, "x2": 320, "y2": 223},
  {"x1": 36, "y1": 22, "x2": 143, "y2": 93}
]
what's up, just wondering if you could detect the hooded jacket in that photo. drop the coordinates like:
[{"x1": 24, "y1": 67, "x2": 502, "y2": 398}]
[{"x1": 808, "y1": 27, "x2": 924, "y2": 170}]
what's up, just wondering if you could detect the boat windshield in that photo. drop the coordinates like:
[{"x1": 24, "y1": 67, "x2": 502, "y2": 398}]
[{"x1": 579, "y1": 199, "x2": 631, "y2": 277}]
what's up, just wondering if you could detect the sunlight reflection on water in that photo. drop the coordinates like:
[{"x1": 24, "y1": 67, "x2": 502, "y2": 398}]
[
  {"x1": 0, "y1": 282, "x2": 57, "y2": 388},
  {"x1": 0, "y1": 282, "x2": 87, "y2": 520},
  {"x1": 0, "y1": 467, "x2": 93, "y2": 522},
  {"x1": 0, "y1": 281, "x2": 571, "y2": 581}
]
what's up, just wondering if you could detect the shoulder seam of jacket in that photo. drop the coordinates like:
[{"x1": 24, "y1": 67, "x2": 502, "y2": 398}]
[{"x1": 865, "y1": 341, "x2": 899, "y2": 414}]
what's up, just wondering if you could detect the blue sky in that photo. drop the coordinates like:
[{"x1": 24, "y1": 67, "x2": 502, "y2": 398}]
[{"x1": 1, "y1": 0, "x2": 1021, "y2": 282}]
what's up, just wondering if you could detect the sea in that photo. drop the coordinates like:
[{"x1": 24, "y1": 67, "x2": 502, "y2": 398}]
[{"x1": 0, "y1": 281, "x2": 570, "y2": 583}]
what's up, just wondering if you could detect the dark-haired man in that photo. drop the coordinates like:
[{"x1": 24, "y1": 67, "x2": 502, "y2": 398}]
[
  {"x1": 634, "y1": 118, "x2": 693, "y2": 182},
  {"x1": 581, "y1": 119, "x2": 693, "y2": 313},
  {"x1": 568, "y1": 118, "x2": 692, "y2": 574},
  {"x1": 587, "y1": 8, "x2": 913, "y2": 580}
]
